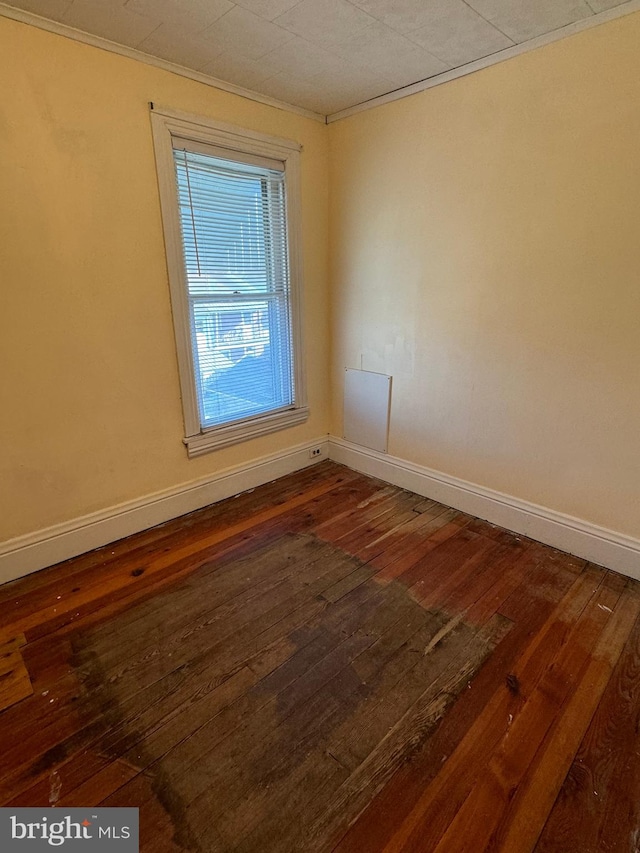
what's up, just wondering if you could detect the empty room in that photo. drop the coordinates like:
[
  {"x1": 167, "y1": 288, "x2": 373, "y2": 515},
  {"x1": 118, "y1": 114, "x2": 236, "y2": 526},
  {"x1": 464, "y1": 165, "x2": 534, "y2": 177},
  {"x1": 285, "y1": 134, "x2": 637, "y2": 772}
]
[{"x1": 1, "y1": 0, "x2": 639, "y2": 850}]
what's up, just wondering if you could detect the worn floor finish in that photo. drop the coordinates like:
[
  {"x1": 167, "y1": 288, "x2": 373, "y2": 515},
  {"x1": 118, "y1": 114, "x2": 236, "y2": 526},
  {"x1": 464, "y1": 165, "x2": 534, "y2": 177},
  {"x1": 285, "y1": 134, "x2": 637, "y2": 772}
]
[{"x1": 0, "y1": 462, "x2": 639, "y2": 852}]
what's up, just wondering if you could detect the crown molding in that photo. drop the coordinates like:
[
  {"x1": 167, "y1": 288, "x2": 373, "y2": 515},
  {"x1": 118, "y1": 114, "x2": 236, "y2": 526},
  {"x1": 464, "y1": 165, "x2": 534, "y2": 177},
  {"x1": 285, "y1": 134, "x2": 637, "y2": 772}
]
[
  {"x1": 327, "y1": 0, "x2": 640, "y2": 123},
  {"x1": 2, "y1": 0, "x2": 638, "y2": 126},
  {"x1": 0, "y1": 2, "x2": 325, "y2": 123}
]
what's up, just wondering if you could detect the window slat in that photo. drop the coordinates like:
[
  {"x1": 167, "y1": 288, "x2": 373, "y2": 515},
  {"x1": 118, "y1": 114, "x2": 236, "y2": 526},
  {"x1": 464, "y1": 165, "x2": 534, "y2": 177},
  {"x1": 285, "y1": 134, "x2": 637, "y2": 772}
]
[{"x1": 173, "y1": 148, "x2": 295, "y2": 430}]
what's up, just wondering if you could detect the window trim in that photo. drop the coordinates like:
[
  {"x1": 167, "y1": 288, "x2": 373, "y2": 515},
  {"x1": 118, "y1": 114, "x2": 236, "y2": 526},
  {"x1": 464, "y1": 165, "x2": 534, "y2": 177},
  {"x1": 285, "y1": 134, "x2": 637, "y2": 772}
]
[{"x1": 150, "y1": 105, "x2": 308, "y2": 457}]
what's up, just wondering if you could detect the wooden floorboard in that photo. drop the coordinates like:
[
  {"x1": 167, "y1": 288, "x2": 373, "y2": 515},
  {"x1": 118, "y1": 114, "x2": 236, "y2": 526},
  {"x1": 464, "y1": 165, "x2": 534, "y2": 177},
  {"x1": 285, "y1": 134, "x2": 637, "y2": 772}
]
[{"x1": 0, "y1": 460, "x2": 638, "y2": 852}]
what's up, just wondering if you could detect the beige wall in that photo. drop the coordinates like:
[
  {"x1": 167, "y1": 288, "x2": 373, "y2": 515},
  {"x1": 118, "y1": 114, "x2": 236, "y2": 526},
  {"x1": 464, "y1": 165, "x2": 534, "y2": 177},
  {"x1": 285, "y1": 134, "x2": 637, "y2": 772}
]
[
  {"x1": 329, "y1": 14, "x2": 640, "y2": 538},
  {"x1": 2, "y1": 10, "x2": 639, "y2": 550},
  {"x1": 0, "y1": 16, "x2": 330, "y2": 540}
]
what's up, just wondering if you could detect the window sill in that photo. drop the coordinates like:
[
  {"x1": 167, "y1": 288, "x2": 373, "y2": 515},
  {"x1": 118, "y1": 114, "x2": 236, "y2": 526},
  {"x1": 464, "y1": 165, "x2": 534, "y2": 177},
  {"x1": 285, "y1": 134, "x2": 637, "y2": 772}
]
[{"x1": 184, "y1": 406, "x2": 310, "y2": 458}]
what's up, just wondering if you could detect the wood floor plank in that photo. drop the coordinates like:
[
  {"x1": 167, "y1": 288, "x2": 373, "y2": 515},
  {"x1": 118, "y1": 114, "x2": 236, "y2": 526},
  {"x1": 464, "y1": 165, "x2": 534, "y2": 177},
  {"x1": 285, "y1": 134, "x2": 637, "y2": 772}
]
[
  {"x1": 333, "y1": 556, "x2": 579, "y2": 853},
  {"x1": 379, "y1": 565, "x2": 607, "y2": 853},
  {"x1": 0, "y1": 462, "x2": 637, "y2": 853},
  {"x1": 366, "y1": 507, "x2": 460, "y2": 570},
  {"x1": 463, "y1": 541, "x2": 548, "y2": 625},
  {"x1": 104, "y1": 583, "x2": 406, "y2": 841},
  {"x1": 304, "y1": 614, "x2": 512, "y2": 853},
  {"x1": 409, "y1": 536, "x2": 505, "y2": 612},
  {"x1": 429, "y1": 572, "x2": 630, "y2": 853},
  {"x1": 0, "y1": 471, "x2": 355, "y2": 645},
  {"x1": 532, "y1": 580, "x2": 640, "y2": 853},
  {"x1": 0, "y1": 547, "x2": 363, "y2": 800},
  {"x1": 0, "y1": 633, "x2": 31, "y2": 713},
  {"x1": 313, "y1": 485, "x2": 402, "y2": 541},
  {"x1": 0, "y1": 462, "x2": 352, "y2": 610}
]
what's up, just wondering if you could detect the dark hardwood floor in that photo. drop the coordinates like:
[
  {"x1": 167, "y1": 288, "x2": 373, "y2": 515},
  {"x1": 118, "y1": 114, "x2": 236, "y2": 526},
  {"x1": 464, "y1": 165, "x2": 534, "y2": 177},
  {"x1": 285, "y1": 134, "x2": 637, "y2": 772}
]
[{"x1": 1, "y1": 460, "x2": 639, "y2": 852}]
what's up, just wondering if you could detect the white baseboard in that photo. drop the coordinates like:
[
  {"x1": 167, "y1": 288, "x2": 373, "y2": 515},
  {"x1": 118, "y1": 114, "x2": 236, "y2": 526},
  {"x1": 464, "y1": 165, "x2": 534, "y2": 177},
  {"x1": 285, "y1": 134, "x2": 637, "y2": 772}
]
[
  {"x1": 328, "y1": 436, "x2": 640, "y2": 581},
  {"x1": 0, "y1": 437, "x2": 330, "y2": 585},
  {"x1": 3, "y1": 434, "x2": 639, "y2": 587}
]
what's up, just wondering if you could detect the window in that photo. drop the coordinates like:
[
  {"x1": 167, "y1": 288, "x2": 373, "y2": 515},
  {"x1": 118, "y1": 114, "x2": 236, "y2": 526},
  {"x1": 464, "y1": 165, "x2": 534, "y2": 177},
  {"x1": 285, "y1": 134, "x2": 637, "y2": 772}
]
[{"x1": 151, "y1": 106, "x2": 307, "y2": 457}]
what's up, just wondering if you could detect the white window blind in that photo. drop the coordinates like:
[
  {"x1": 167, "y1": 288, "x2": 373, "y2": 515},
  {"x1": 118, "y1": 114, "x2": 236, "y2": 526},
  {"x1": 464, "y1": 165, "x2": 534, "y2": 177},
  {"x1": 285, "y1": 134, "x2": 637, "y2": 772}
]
[
  {"x1": 151, "y1": 108, "x2": 307, "y2": 456},
  {"x1": 172, "y1": 144, "x2": 295, "y2": 431}
]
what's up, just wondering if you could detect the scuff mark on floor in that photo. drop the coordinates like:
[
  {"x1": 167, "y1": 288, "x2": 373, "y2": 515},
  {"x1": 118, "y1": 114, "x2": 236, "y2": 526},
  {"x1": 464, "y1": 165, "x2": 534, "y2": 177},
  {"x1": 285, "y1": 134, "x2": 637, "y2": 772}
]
[{"x1": 49, "y1": 769, "x2": 62, "y2": 805}]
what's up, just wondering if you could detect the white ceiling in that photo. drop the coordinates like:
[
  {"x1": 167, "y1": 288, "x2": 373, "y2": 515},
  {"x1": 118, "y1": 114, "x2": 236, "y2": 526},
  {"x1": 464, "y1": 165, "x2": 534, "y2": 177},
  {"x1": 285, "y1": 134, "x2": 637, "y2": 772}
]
[{"x1": 3, "y1": 0, "x2": 633, "y2": 117}]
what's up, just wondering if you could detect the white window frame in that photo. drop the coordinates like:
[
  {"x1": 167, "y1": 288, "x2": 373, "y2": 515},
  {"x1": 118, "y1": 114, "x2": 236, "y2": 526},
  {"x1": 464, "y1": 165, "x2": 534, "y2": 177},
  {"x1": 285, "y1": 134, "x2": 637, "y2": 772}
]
[{"x1": 150, "y1": 105, "x2": 308, "y2": 458}]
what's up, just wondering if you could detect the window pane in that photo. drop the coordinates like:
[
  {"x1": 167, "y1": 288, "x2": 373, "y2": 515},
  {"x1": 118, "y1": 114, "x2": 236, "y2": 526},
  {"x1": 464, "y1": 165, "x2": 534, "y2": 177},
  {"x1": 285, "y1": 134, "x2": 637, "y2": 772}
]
[
  {"x1": 174, "y1": 152, "x2": 288, "y2": 296},
  {"x1": 173, "y1": 148, "x2": 294, "y2": 429},
  {"x1": 191, "y1": 298, "x2": 293, "y2": 427}
]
